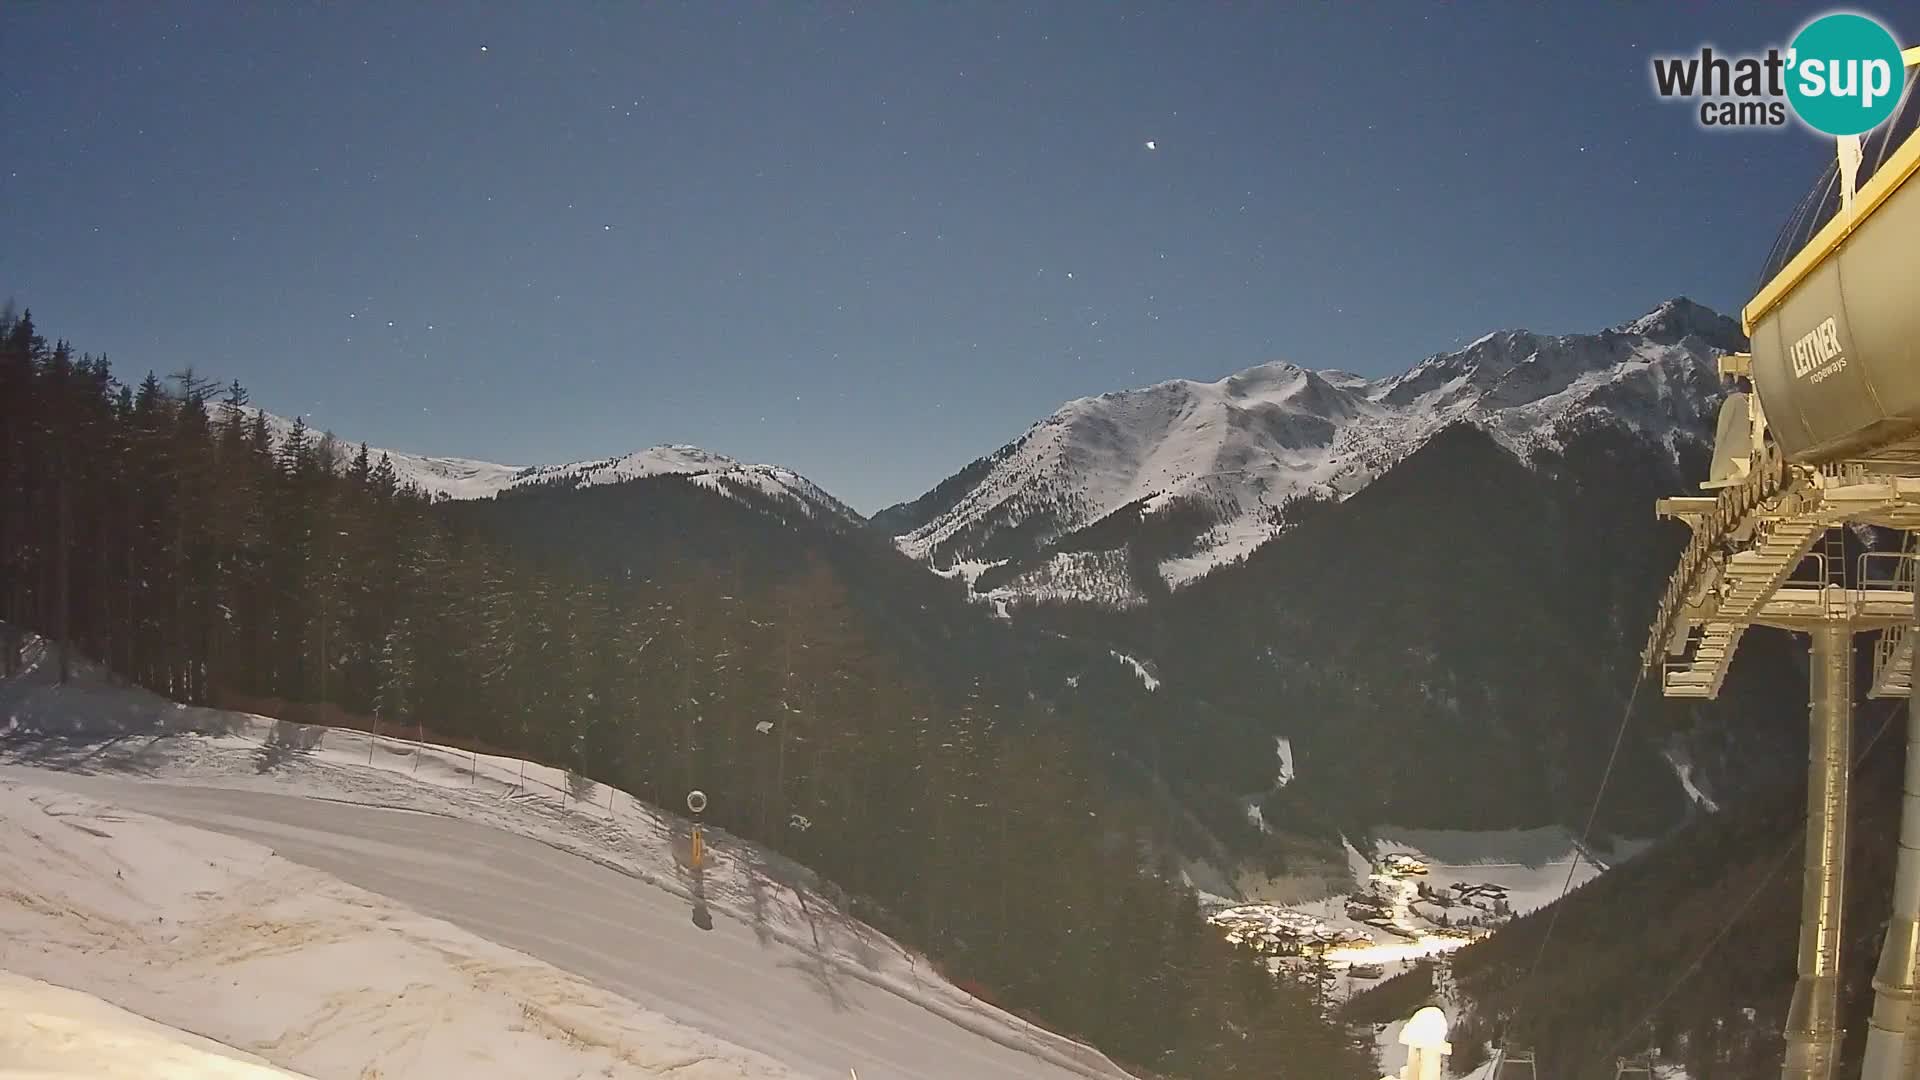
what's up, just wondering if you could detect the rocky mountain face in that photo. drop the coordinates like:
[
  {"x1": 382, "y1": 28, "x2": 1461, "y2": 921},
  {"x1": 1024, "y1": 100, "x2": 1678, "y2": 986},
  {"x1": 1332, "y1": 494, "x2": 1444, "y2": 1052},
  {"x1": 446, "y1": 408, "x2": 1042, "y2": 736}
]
[{"x1": 880, "y1": 297, "x2": 1743, "y2": 608}]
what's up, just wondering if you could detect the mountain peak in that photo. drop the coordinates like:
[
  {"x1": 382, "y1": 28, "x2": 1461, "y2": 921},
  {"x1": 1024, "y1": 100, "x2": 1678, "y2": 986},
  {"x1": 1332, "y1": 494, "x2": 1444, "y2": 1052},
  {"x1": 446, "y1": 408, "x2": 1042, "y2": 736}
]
[
  {"x1": 483, "y1": 445, "x2": 863, "y2": 523},
  {"x1": 235, "y1": 407, "x2": 860, "y2": 524},
  {"x1": 1616, "y1": 297, "x2": 1746, "y2": 351},
  {"x1": 891, "y1": 298, "x2": 1736, "y2": 607},
  {"x1": 1216, "y1": 360, "x2": 1314, "y2": 398}
]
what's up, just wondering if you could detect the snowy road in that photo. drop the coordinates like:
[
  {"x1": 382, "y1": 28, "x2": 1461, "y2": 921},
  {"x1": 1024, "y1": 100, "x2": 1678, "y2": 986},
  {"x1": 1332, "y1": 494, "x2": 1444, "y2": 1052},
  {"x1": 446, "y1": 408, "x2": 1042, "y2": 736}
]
[{"x1": 8, "y1": 770, "x2": 1109, "y2": 1080}]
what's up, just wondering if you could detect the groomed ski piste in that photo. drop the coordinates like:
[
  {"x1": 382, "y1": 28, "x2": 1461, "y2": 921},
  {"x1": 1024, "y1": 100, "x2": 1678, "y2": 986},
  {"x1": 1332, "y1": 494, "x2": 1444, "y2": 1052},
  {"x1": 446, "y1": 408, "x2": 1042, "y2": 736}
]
[
  {"x1": 0, "y1": 971, "x2": 315, "y2": 1079},
  {"x1": 0, "y1": 629, "x2": 1135, "y2": 1080}
]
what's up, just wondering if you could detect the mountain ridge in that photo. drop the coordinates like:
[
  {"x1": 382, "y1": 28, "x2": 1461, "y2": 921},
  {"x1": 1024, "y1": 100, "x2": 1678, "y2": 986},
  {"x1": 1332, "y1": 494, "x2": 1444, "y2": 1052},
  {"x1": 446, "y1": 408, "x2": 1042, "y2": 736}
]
[
  {"x1": 236, "y1": 406, "x2": 863, "y2": 525},
  {"x1": 880, "y1": 296, "x2": 1743, "y2": 606}
]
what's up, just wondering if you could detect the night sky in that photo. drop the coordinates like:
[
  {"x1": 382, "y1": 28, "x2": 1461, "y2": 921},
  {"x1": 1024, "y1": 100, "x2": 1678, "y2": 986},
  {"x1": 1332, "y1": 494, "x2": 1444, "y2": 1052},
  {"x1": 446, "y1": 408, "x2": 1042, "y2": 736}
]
[{"x1": 2, "y1": 4, "x2": 1874, "y2": 512}]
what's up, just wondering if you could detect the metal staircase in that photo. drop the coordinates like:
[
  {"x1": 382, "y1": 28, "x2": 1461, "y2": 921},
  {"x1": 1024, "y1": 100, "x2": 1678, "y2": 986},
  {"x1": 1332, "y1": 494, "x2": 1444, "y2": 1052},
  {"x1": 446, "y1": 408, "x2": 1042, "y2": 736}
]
[
  {"x1": 1641, "y1": 69, "x2": 1920, "y2": 1080},
  {"x1": 1487, "y1": 1048, "x2": 1538, "y2": 1079},
  {"x1": 1661, "y1": 517, "x2": 1828, "y2": 698},
  {"x1": 1871, "y1": 532, "x2": 1919, "y2": 698},
  {"x1": 1614, "y1": 1052, "x2": 1655, "y2": 1077}
]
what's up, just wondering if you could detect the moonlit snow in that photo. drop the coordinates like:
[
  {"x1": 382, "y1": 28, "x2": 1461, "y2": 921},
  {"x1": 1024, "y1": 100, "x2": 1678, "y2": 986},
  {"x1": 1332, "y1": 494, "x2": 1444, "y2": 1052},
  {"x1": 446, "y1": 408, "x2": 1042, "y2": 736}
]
[
  {"x1": 894, "y1": 298, "x2": 1733, "y2": 606},
  {"x1": 231, "y1": 406, "x2": 861, "y2": 523},
  {"x1": 0, "y1": 972, "x2": 316, "y2": 1079},
  {"x1": 0, "y1": 629, "x2": 1134, "y2": 1080}
]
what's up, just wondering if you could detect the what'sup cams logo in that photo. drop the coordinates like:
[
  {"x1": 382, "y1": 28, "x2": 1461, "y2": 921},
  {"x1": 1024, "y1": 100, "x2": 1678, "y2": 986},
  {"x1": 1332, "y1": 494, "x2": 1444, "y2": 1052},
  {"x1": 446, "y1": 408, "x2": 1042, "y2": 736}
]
[{"x1": 1652, "y1": 12, "x2": 1908, "y2": 135}]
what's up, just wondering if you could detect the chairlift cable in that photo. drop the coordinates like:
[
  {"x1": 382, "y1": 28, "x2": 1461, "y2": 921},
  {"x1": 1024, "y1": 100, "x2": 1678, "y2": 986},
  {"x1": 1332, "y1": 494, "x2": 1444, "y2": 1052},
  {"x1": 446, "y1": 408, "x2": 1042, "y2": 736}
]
[
  {"x1": 1596, "y1": 700, "x2": 1902, "y2": 1068},
  {"x1": 1498, "y1": 665, "x2": 1647, "y2": 1057}
]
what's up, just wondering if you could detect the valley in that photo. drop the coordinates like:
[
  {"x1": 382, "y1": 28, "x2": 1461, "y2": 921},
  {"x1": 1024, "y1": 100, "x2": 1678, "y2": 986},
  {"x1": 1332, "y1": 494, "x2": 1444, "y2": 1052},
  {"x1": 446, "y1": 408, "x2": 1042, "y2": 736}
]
[
  {"x1": 0, "y1": 293, "x2": 1813, "y2": 1080},
  {"x1": 1207, "y1": 828, "x2": 1605, "y2": 1002}
]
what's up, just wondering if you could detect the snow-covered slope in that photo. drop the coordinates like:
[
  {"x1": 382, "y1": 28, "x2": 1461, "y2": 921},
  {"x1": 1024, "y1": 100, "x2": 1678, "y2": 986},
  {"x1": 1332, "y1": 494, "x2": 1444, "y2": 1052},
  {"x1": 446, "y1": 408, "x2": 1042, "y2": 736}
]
[
  {"x1": 0, "y1": 971, "x2": 317, "y2": 1079},
  {"x1": 0, "y1": 629, "x2": 1133, "y2": 1080},
  {"x1": 235, "y1": 406, "x2": 524, "y2": 500},
  {"x1": 888, "y1": 298, "x2": 1740, "y2": 605},
  {"x1": 0, "y1": 779, "x2": 810, "y2": 1079},
  {"x1": 508, "y1": 444, "x2": 863, "y2": 523},
  {"x1": 235, "y1": 407, "x2": 861, "y2": 524}
]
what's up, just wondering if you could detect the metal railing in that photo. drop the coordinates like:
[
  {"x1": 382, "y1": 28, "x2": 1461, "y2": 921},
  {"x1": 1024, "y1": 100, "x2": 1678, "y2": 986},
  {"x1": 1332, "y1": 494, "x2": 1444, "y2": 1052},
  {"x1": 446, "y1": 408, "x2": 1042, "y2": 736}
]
[{"x1": 1871, "y1": 543, "x2": 1920, "y2": 696}]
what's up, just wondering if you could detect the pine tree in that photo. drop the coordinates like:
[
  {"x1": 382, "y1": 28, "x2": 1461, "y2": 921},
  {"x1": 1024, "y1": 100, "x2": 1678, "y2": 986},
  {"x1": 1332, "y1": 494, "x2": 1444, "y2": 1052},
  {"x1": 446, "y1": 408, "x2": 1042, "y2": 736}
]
[
  {"x1": 0, "y1": 313, "x2": 1390, "y2": 1080},
  {"x1": 368, "y1": 452, "x2": 398, "y2": 502}
]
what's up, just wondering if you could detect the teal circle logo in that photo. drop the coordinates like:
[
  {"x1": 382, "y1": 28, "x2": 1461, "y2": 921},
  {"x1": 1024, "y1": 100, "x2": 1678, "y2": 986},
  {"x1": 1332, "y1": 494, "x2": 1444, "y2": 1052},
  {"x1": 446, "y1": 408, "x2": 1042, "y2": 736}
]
[{"x1": 1786, "y1": 13, "x2": 1907, "y2": 136}]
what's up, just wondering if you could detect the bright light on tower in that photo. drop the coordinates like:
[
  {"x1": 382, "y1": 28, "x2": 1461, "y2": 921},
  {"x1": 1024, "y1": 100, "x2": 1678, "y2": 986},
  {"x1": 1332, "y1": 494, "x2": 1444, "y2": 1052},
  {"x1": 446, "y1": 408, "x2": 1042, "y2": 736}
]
[
  {"x1": 1381, "y1": 1007, "x2": 1452, "y2": 1080},
  {"x1": 1402, "y1": 1006, "x2": 1448, "y2": 1047}
]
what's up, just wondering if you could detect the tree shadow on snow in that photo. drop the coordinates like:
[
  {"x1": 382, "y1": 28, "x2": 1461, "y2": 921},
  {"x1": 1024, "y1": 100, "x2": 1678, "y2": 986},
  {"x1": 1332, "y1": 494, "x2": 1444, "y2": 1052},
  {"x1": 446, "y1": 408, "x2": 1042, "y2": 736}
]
[
  {"x1": 253, "y1": 720, "x2": 322, "y2": 773},
  {"x1": 732, "y1": 843, "x2": 885, "y2": 972},
  {"x1": 0, "y1": 732, "x2": 174, "y2": 778},
  {"x1": 779, "y1": 949, "x2": 851, "y2": 1013}
]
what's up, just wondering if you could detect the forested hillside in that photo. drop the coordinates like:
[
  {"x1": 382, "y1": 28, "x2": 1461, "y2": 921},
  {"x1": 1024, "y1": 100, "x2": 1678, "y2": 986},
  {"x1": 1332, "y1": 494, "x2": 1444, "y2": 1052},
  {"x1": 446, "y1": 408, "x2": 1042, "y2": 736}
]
[
  {"x1": 1027, "y1": 418, "x2": 1812, "y2": 839},
  {"x1": 1347, "y1": 688, "x2": 1908, "y2": 1080},
  {"x1": 0, "y1": 308, "x2": 1376, "y2": 1079},
  {"x1": 445, "y1": 477, "x2": 1303, "y2": 872}
]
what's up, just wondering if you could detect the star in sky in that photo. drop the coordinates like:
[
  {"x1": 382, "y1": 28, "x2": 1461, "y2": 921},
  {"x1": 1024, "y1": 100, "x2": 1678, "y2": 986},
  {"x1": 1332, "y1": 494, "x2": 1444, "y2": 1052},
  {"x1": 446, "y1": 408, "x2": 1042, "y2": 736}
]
[{"x1": 5, "y1": 3, "x2": 1821, "y2": 514}]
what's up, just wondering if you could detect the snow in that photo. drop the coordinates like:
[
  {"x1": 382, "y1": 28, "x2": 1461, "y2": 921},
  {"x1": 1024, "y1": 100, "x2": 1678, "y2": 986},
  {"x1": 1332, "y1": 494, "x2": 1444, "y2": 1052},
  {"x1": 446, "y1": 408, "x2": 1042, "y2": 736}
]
[
  {"x1": 1447, "y1": 1051, "x2": 1514, "y2": 1080},
  {"x1": 0, "y1": 780, "x2": 804, "y2": 1079},
  {"x1": 1238, "y1": 738, "x2": 1294, "y2": 835},
  {"x1": 1157, "y1": 510, "x2": 1284, "y2": 589},
  {"x1": 230, "y1": 406, "x2": 525, "y2": 500},
  {"x1": 1442, "y1": 1048, "x2": 1691, "y2": 1080},
  {"x1": 1665, "y1": 747, "x2": 1720, "y2": 814},
  {"x1": 929, "y1": 559, "x2": 1008, "y2": 588},
  {"x1": 1374, "y1": 1020, "x2": 1409, "y2": 1077},
  {"x1": 897, "y1": 362, "x2": 1363, "y2": 604},
  {"x1": 1107, "y1": 650, "x2": 1160, "y2": 691},
  {"x1": 1344, "y1": 836, "x2": 1374, "y2": 883},
  {"x1": 518, "y1": 446, "x2": 863, "y2": 523},
  {"x1": 1445, "y1": 1054, "x2": 1686, "y2": 1080},
  {"x1": 0, "y1": 971, "x2": 315, "y2": 1079},
  {"x1": 1208, "y1": 827, "x2": 1607, "y2": 1006},
  {"x1": 892, "y1": 299, "x2": 1733, "y2": 605},
  {"x1": 966, "y1": 550, "x2": 1141, "y2": 609},
  {"x1": 0, "y1": 630, "x2": 1133, "y2": 1080},
  {"x1": 1370, "y1": 826, "x2": 1605, "y2": 917},
  {"x1": 229, "y1": 407, "x2": 861, "y2": 524},
  {"x1": 1243, "y1": 799, "x2": 1270, "y2": 834}
]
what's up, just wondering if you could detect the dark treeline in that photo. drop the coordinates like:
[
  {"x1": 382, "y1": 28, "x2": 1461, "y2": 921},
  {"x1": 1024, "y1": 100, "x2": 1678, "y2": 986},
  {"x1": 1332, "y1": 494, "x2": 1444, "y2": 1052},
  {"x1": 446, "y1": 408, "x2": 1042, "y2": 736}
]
[
  {"x1": 1017, "y1": 419, "x2": 1808, "y2": 841},
  {"x1": 0, "y1": 308, "x2": 1375, "y2": 1079}
]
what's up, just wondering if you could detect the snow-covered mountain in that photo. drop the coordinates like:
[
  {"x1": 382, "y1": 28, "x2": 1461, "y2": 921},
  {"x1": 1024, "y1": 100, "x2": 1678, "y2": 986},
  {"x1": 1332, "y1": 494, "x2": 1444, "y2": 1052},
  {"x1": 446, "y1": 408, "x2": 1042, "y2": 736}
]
[
  {"x1": 236, "y1": 407, "x2": 862, "y2": 525},
  {"x1": 883, "y1": 298, "x2": 1742, "y2": 606},
  {"x1": 505, "y1": 445, "x2": 863, "y2": 524}
]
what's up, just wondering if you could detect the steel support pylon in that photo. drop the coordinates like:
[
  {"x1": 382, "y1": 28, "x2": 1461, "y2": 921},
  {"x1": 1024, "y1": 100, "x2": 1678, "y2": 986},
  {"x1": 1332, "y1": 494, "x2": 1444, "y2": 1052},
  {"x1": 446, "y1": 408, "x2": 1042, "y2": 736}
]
[
  {"x1": 1864, "y1": 582, "x2": 1920, "y2": 1080},
  {"x1": 1784, "y1": 619, "x2": 1854, "y2": 1080}
]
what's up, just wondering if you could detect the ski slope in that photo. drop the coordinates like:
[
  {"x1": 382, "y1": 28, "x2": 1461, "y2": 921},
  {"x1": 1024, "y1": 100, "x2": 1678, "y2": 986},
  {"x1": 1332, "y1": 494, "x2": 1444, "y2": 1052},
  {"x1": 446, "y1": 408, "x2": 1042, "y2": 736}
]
[
  {"x1": 0, "y1": 779, "x2": 804, "y2": 1079},
  {"x1": 0, "y1": 971, "x2": 315, "y2": 1079},
  {"x1": 0, "y1": 633, "x2": 1133, "y2": 1080}
]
